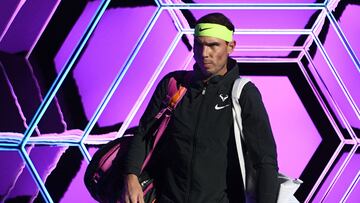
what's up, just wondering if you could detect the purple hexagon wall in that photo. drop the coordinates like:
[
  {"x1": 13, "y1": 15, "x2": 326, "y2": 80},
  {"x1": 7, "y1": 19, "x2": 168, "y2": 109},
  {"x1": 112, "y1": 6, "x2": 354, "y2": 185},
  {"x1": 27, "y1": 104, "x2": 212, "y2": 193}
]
[{"x1": 0, "y1": 0, "x2": 359, "y2": 202}]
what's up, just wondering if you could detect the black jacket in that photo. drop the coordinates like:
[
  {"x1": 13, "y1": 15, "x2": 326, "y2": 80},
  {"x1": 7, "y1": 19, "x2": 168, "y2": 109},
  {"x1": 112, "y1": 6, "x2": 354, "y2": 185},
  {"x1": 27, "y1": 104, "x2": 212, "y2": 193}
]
[{"x1": 123, "y1": 58, "x2": 279, "y2": 203}]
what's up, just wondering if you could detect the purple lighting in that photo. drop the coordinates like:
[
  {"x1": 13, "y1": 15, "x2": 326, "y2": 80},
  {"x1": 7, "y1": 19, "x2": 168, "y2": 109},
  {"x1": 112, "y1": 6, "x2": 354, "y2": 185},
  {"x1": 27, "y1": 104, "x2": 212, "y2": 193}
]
[
  {"x1": 335, "y1": 4, "x2": 360, "y2": 70},
  {"x1": 56, "y1": 6, "x2": 158, "y2": 127},
  {"x1": 0, "y1": 0, "x2": 24, "y2": 41},
  {"x1": 54, "y1": 0, "x2": 102, "y2": 72},
  {"x1": 248, "y1": 76, "x2": 322, "y2": 178},
  {"x1": 95, "y1": 10, "x2": 178, "y2": 127},
  {"x1": 0, "y1": 0, "x2": 59, "y2": 53},
  {"x1": 313, "y1": 150, "x2": 360, "y2": 202},
  {"x1": 323, "y1": 19, "x2": 360, "y2": 128},
  {"x1": 0, "y1": 0, "x2": 359, "y2": 202}
]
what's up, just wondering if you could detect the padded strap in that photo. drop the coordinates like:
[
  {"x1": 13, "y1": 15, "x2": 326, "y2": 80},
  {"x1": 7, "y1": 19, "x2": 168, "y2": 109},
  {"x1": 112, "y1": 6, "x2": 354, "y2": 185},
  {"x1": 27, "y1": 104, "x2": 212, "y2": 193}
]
[
  {"x1": 231, "y1": 77, "x2": 251, "y2": 189},
  {"x1": 142, "y1": 75, "x2": 188, "y2": 171}
]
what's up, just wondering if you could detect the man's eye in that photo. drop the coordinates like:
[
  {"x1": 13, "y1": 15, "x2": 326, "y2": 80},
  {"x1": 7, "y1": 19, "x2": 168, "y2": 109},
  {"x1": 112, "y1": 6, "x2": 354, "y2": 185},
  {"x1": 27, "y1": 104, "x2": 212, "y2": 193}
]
[{"x1": 194, "y1": 41, "x2": 201, "y2": 47}]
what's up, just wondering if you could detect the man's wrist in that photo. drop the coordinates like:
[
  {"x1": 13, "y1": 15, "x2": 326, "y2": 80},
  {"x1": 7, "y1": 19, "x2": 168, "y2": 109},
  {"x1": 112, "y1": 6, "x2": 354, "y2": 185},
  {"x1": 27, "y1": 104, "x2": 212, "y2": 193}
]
[{"x1": 125, "y1": 173, "x2": 138, "y2": 180}]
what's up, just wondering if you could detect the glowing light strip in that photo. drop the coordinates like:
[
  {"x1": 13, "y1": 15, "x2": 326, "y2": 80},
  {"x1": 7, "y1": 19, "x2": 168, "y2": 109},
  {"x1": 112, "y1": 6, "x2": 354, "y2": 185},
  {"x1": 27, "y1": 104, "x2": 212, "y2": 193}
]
[
  {"x1": 25, "y1": 57, "x2": 65, "y2": 134},
  {"x1": 0, "y1": 147, "x2": 19, "y2": 151},
  {"x1": 303, "y1": 9, "x2": 327, "y2": 50},
  {"x1": 320, "y1": 145, "x2": 358, "y2": 202},
  {"x1": 297, "y1": 50, "x2": 305, "y2": 62},
  {"x1": 182, "y1": 29, "x2": 312, "y2": 35},
  {"x1": 0, "y1": 2, "x2": 354, "y2": 202},
  {"x1": 0, "y1": 0, "x2": 26, "y2": 42},
  {"x1": 79, "y1": 8, "x2": 163, "y2": 144},
  {"x1": 1, "y1": 132, "x2": 119, "y2": 149},
  {"x1": 167, "y1": 7, "x2": 188, "y2": 30},
  {"x1": 159, "y1": 3, "x2": 325, "y2": 10},
  {"x1": 182, "y1": 52, "x2": 194, "y2": 71},
  {"x1": 0, "y1": 61, "x2": 29, "y2": 132},
  {"x1": 154, "y1": 0, "x2": 161, "y2": 7},
  {"x1": 0, "y1": 142, "x2": 19, "y2": 148},
  {"x1": 30, "y1": 146, "x2": 68, "y2": 203},
  {"x1": 20, "y1": 0, "x2": 111, "y2": 149},
  {"x1": 234, "y1": 47, "x2": 303, "y2": 51},
  {"x1": 312, "y1": 33, "x2": 360, "y2": 120},
  {"x1": 26, "y1": 0, "x2": 61, "y2": 59},
  {"x1": 233, "y1": 57, "x2": 299, "y2": 63},
  {"x1": 343, "y1": 139, "x2": 357, "y2": 145},
  {"x1": 1, "y1": 150, "x2": 27, "y2": 201},
  {"x1": 158, "y1": 0, "x2": 328, "y2": 6},
  {"x1": 341, "y1": 168, "x2": 360, "y2": 202},
  {"x1": 297, "y1": 55, "x2": 345, "y2": 140},
  {"x1": 302, "y1": 33, "x2": 316, "y2": 51},
  {"x1": 28, "y1": 139, "x2": 71, "y2": 145},
  {"x1": 306, "y1": 142, "x2": 345, "y2": 202},
  {"x1": 116, "y1": 32, "x2": 183, "y2": 138},
  {"x1": 18, "y1": 148, "x2": 53, "y2": 203},
  {"x1": 164, "y1": 2, "x2": 182, "y2": 31},
  {"x1": 79, "y1": 142, "x2": 91, "y2": 163},
  {"x1": 311, "y1": 9, "x2": 327, "y2": 34},
  {"x1": 326, "y1": 11, "x2": 360, "y2": 72},
  {"x1": 326, "y1": 0, "x2": 341, "y2": 10},
  {"x1": 26, "y1": 140, "x2": 80, "y2": 146}
]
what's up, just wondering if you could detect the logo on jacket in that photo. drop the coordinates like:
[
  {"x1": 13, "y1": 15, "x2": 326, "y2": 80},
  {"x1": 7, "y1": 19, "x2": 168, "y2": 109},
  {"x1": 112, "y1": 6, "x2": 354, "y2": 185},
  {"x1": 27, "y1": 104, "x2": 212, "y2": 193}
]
[
  {"x1": 219, "y1": 94, "x2": 228, "y2": 102},
  {"x1": 215, "y1": 94, "x2": 230, "y2": 110},
  {"x1": 215, "y1": 104, "x2": 230, "y2": 110}
]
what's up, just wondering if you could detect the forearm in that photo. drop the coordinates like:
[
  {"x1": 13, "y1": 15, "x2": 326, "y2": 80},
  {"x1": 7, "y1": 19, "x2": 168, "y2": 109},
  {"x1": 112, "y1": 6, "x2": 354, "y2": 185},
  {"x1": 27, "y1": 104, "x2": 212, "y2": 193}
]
[
  {"x1": 122, "y1": 133, "x2": 147, "y2": 176},
  {"x1": 257, "y1": 163, "x2": 279, "y2": 203}
]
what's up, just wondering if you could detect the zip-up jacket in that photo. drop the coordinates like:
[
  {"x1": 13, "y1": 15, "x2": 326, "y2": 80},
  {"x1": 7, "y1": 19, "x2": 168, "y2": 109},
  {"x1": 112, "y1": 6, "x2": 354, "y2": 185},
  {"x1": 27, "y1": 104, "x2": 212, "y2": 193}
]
[{"x1": 123, "y1": 58, "x2": 279, "y2": 203}]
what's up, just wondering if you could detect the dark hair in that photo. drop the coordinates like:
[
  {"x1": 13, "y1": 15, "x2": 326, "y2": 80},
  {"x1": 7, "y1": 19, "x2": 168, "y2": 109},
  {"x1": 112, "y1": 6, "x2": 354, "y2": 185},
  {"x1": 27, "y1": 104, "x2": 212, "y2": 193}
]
[{"x1": 195, "y1": 13, "x2": 235, "y2": 32}]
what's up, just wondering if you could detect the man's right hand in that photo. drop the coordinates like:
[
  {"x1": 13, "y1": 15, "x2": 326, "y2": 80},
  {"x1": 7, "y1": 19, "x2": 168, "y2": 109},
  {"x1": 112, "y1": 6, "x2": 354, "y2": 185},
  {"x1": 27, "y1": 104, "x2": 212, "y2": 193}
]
[{"x1": 122, "y1": 174, "x2": 144, "y2": 203}]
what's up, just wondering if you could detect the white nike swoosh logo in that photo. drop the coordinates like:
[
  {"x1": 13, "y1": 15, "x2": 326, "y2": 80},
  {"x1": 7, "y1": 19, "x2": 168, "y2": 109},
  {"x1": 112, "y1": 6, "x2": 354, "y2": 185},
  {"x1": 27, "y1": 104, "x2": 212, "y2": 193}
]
[{"x1": 215, "y1": 104, "x2": 230, "y2": 110}]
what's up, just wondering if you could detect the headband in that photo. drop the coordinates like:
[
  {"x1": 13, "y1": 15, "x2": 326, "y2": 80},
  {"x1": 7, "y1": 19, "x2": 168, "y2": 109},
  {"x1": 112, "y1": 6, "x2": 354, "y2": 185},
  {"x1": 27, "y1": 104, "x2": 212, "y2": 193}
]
[{"x1": 194, "y1": 23, "x2": 233, "y2": 42}]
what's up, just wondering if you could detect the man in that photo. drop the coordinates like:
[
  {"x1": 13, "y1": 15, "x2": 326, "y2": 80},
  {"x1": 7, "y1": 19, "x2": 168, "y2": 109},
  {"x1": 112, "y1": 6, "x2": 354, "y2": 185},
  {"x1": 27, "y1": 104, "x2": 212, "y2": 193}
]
[{"x1": 122, "y1": 13, "x2": 279, "y2": 203}]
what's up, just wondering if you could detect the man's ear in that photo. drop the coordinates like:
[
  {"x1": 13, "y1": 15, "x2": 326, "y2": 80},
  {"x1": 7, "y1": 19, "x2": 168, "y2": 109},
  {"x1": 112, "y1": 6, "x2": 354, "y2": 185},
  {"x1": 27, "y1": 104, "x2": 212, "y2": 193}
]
[{"x1": 227, "y1": 40, "x2": 236, "y2": 54}]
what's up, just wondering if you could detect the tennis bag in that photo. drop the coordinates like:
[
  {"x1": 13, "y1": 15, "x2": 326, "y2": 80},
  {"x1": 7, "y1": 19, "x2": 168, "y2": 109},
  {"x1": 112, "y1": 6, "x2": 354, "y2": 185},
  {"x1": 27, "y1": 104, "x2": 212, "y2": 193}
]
[{"x1": 84, "y1": 76, "x2": 188, "y2": 202}]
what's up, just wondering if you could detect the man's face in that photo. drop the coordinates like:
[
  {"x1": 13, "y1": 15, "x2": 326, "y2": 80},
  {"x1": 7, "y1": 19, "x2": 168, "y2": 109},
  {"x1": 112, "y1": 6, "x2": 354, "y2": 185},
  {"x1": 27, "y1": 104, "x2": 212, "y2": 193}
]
[{"x1": 193, "y1": 36, "x2": 235, "y2": 78}]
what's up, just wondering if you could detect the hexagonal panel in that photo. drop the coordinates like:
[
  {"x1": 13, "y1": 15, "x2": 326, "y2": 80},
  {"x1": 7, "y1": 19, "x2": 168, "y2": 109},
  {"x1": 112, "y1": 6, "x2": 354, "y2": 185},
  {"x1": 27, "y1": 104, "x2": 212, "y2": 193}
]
[
  {"x1": 0, "y1": 149, "x2": 46, "y2": 202},
  {"x1": 312, "y1": 146, "x2": 360, "y2": 202},
  {"x1": 25, "y1": 144, "x2": 95, "y2": 202},
  {"x1": 248, "y1": 76, "x2": 322, "y2": 178},
  {"x1": 0, "y1": 0, "x2": 359, "y2": 202}
]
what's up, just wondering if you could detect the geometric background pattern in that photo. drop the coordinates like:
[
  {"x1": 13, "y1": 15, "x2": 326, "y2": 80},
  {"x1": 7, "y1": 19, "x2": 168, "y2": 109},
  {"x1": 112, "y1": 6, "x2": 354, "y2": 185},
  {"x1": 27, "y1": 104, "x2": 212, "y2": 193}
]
[{"x1": 0, "y1": 0, "x2": 358, "y2": 202}]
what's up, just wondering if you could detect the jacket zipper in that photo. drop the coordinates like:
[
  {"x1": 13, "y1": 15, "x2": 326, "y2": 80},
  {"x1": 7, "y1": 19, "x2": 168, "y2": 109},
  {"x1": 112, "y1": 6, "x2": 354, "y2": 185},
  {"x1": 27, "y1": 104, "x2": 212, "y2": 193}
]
[{"x1": 185, "y1": 85, "x2": 207, "y2": 203}]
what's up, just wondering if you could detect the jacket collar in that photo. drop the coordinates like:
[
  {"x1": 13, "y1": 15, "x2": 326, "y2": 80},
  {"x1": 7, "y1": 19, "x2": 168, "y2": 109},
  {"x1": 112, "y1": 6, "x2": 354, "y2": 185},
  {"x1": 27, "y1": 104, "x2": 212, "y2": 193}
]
[{"x1": 191, "y1": 57, "x2": 239, "y2": 88}]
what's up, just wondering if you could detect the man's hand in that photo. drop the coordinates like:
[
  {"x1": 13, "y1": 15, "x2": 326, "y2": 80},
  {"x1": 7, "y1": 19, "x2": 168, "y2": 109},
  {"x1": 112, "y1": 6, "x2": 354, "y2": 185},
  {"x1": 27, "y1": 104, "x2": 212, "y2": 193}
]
[{"x1": 122, "y1": 174, "x2": 144, "y2": 203}]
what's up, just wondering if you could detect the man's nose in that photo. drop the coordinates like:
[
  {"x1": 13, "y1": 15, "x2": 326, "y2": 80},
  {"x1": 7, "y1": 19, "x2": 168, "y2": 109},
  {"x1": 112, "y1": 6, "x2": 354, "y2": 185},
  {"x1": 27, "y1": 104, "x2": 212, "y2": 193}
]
[{"x1": 202, "y1": 46, "x2": 209, "y2": 58}]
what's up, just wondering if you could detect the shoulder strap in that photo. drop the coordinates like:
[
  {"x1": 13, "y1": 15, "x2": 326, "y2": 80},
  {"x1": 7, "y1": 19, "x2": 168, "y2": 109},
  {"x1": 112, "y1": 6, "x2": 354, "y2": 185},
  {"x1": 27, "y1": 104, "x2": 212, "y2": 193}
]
[
  {"x1": 167, "y1": 77, "x2": 187, "y2": 109},
  {"x1": 142, "y1": 74, "x2": 188, "y2": 171},
  {"x1": 155, "y1": 74, "x2": 189, "y2": 119},
  {"x1": 231, "y1": 77, "x2": 251, "y2": 189}
]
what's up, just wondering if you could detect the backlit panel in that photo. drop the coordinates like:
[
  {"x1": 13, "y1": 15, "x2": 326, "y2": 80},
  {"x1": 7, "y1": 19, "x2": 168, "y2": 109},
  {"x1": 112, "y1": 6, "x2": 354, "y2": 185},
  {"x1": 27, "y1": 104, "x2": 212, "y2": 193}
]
[{"x1": 0, "y1": 0, "x2": 358, "y2": 202}]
